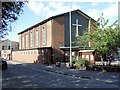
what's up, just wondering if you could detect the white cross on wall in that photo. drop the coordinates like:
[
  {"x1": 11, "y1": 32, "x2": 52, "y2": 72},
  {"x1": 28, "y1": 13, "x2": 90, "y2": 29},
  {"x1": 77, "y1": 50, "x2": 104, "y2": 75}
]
[{"x1": 72, "y1": 19, "x2": 82, "y2": 36}]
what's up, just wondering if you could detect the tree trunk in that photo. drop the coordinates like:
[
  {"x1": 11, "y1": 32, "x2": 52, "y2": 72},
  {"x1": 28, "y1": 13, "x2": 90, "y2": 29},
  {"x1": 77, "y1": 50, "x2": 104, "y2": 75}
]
[
  {"x1": 108, "y1": 53, "x2": 113, "y2": 66},
  {"x1": 101, "y1": 57, "x2": 104, "y2": 66}
]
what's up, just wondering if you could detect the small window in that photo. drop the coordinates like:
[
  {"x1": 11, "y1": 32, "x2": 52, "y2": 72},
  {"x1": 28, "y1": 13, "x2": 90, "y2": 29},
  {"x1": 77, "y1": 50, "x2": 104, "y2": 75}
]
[
  {"x1": 31, "y1": 51, "x2": 33, "y2": 55},
  {"x1": 86, "y1": 55, "x2": 89, "y2": 60},
  {"x1": 72, "y1": 52, "x2": 74, "y2": 56},
  {"x1": 82, "y1": 55, "x2": 84, "y2": 58},
  {"x1": 90, "y1": 55, "x2": 94, "y2": 60}
]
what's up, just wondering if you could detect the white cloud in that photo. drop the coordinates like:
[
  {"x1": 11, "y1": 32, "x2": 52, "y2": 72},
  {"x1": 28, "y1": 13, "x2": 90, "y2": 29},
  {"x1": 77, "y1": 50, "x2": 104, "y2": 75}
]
[
  {"x1": 91, "y1": 2, "x2": 98, "y2": 7},
  {"x1": 87, "y1": 9, "x2": 102, "y2": 20},
  {"x1": 27, "y1": 1, "x2": 44, "y2": 15},
  {"x1": 87, "y1": 3, "x2": 118, "y2": 24},
  {"x1": 27, "y1": 1, "x2": 118, "y2": 25},
  {"x1": 26, "y1": 1, "x2": 81, "y2": 18},
  {"x1": 103, "y1": 3, "x2": 118, "y2": 19}
]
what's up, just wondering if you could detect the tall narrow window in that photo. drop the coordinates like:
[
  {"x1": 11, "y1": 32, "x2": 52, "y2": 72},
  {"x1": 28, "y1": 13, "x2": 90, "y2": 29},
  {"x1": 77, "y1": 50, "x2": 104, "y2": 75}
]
[
  {"x1": 36, "y1": 30, "x2": 38, "y2": 47},
  {"x1": 30, "y1": 32, "x2": 32, "y2": 47},
  {"x1": 26, "y1": 33, "x2": 28, "y2": 48},
  {"x1": 22, "y1": 35, "x2": 24, "y2": 48},
  {"x1": 42, "y1": 26, "x2": 46, "y2": 45}
]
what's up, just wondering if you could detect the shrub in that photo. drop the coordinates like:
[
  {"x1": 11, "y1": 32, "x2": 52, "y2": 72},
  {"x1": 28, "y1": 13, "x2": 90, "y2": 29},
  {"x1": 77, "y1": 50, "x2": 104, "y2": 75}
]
[
  {"x1": 115, "y1": 64, "x2": 120, "y2": 67},
  {"x1": 72, "y1": 58, "x2": 76, "y2": 64},
  {"x1": 75, "y1": 57, "x2": 93, "y2": 69},
  {"x1": 68, "y1": 58, "x2": 77, "y2": 64}
]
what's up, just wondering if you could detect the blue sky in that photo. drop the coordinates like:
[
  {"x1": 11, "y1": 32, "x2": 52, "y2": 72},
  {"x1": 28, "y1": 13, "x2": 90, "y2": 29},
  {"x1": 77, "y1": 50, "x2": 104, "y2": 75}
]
[{"x1": 3, "y1": 1, "x2": 118, "y2": 42}]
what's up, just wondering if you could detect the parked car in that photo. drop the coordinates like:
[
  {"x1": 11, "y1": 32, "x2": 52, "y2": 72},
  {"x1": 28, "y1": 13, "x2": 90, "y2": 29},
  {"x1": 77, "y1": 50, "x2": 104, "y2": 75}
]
[{"x1": 0, "y1": 57, "x2": 7, "y2": 70}]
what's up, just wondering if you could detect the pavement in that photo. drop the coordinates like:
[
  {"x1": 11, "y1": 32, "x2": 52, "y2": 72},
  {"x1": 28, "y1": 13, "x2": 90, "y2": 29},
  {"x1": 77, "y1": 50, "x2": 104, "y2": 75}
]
[{"x1": 7, "y1": 60, "x2": 120, "y2": 85}]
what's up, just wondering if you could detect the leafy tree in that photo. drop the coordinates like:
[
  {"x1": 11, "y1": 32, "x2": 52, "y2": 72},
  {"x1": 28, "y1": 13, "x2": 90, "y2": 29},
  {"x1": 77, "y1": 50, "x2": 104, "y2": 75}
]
[
  {"x1": 1, "y1": 2, "x2": 25, "y2": 38},
  {"x1": 75, "y1": 14, "x2": 120, "y2": 65}
]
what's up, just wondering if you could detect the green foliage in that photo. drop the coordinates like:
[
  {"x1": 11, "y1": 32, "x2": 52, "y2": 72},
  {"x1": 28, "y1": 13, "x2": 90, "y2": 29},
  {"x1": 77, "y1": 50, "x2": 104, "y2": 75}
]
[
  {"x1": 114, "y1": 64, "x2": 120, "y2": 67},
  {"x1": 72, "y1": 58, "x2": 76, "y2": 64},
  {"x1": 75, "y1": 14, "x2": 120, "y2": 64},
  {"x1": 1, "y1": 2, "x2": 25, "y2": 38},
  {"x1": 68, "y1": 57, "x2": 77, "y2": 64},
  {"x1": 75, "y1": 58, "x2": 93, "y2": 69}
]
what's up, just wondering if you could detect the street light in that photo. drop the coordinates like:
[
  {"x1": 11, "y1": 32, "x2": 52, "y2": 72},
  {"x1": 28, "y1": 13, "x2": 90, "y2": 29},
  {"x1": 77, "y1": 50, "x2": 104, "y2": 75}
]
[{"x1": 69, "y1": 2, "x2": 72, "y2": 68}]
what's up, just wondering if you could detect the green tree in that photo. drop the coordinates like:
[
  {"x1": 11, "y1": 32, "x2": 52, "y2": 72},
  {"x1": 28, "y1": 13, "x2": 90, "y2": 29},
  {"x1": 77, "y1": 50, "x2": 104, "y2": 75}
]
[
  {"x1": 1, "y1": 2, "x2": 25, "y2": 38},
  {"x1": 76, "y1": 14, "x2": 120, "y2": 65}
]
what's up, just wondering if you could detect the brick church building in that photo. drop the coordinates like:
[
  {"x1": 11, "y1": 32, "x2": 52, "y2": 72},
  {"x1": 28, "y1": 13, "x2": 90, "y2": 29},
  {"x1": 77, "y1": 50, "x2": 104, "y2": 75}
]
[{"x1": 12, "y1": 9, "x2": 97, "y2": 64}]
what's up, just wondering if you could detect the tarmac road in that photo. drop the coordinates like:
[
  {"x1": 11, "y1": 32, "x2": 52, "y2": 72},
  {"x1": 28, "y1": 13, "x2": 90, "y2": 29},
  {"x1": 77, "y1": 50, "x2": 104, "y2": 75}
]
[{"x1": 2, "y1": 60, "x2": 120, "y2": 89}]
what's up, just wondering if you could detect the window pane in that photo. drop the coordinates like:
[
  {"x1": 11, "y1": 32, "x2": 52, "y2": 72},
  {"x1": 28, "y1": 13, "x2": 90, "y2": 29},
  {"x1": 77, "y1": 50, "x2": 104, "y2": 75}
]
[
  {"x1": 30, "y1": 32, "x2": 32, "y2": 47},
  {"x1": 22, "y1": 35, "x2": 24, "y2": 48},
  {"x1": 90, "y1": 55, "x2": 94, "y2": 60},
  {"x1": 26, "y1": 33, "x2": 28, "y2": 48},
  {"x1": 86, "y1": 55, "x2": 89, "y2": 60},
  {"x1": 42, "y1": 26, "x2": 46, "y2": 45},
  {"x1": 36, "y1": 30, "x2": 38, "y2": 46}
]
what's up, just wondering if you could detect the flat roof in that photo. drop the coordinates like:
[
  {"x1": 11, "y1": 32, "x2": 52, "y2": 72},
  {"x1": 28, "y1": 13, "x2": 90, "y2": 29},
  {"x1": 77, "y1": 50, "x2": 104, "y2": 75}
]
[
  {"x1": 79, "y1": 50, "x2": 95, "y2": 53},
  {"x1": 12, "y1": 47, "x2": 52, "y2": 51}
]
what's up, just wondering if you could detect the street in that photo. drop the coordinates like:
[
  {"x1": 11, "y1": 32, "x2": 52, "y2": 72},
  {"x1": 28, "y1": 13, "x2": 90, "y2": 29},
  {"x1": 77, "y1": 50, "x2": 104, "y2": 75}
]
[{"x1": 2, "y1": 60, "x2": 120, "y2": 89}]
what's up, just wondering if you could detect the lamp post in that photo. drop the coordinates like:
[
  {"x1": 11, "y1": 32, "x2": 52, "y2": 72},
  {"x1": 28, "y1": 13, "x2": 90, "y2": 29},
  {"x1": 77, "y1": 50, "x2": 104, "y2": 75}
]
[
  {"x1": 69, "y1": 2, "x2": 72, "y2": 68},
  {"x1": 10, "y1": 21, "x2": 12, "y2": 60},
  {"x1": 0, "y1": 35, "x2": 2, "y2": 57},
  {"x1": 118, "y1": 2, "x2": 120, "y2": 29}
]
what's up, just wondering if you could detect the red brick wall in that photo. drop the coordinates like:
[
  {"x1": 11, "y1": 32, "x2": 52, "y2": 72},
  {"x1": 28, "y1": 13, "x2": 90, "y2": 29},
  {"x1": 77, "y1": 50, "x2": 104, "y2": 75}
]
[
  {"x1": 80, "y1": 52, "x2": 95, "y2": 63},
  {"x1": 52, "y1": 16, "x2": 65, "y2": 63}
]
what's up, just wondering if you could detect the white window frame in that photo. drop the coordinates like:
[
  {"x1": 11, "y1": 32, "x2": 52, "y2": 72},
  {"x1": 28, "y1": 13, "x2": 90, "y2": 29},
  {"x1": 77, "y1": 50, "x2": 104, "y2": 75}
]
[
  {"x1": 86, "y1": 55, "x2": 89, "y2": 60},
  {"x1": 42, "y1": 26, "x2": 46, "y2": 45},
  {"x1": 22, "y1": 35, "x2": 24, "y2": 48},
  {"x1": 30, "y1": 32, "x2": 33, "y2": 48},
  {"x1": 36, "y1": 30, "x2": 39, "y2": 47},
  {"x1": 26, "y1": 33, "x2": 28, "y2": 48},
  {"x1": 82, "y1": 55, "x2": 84, "y2": 58},
  {"x1": 90, "y1": 55, "x2": 94, "y2": 60},
  {"x1": 72, "y1": 52, "x2": 74, "y2": 56}
]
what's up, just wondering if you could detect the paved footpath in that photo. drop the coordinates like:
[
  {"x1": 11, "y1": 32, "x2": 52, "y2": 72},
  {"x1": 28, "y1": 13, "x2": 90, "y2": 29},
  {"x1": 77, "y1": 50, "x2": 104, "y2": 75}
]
[{"x1": 3, "y1": 60, "x2": 120, "y2": 89}]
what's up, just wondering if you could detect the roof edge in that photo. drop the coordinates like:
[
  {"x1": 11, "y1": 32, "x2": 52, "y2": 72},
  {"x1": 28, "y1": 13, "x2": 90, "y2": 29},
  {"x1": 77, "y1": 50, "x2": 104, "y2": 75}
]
[{"x1": 18, "y1": 9, "x2": 97, "y2": 35}]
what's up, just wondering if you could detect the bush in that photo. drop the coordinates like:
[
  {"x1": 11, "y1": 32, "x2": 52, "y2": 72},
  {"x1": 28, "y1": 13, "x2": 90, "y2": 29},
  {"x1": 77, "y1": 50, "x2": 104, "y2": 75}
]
[
  {"x1": 114, "y1": 64, "x2": 120, "y2": 67},
  {"x1": 68, "y1": 58, "x2": 77, "y2": 64},
  {"x1": 75, "y1": 57, "x2": 93, "y2": 69},
  {"x1": 72, "y1": 58, "x2": 76, "y2": 64}
]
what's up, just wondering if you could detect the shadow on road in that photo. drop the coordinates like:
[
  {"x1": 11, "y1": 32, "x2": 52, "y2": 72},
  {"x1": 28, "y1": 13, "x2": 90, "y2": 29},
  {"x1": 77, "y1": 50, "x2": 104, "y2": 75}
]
[{"x1": 2, "y1": 62, "x2": 119, "y2": 89}]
